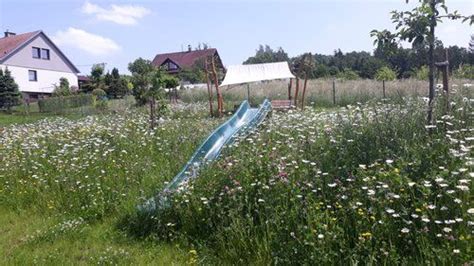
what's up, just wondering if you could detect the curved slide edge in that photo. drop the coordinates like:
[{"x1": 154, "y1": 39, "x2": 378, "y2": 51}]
[{"x1": 139, "y1": 99, "x2": 272, "y2": 213}]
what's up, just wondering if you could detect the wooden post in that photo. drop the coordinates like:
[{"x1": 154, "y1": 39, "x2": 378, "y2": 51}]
[
  {"x1": 150, "y1": 97, "x2": 156, "y2": 129},
  {"x1": 382, "y1": 80, "x2": 386, "y2": 99},
  {"x1": 210, "y1": 56, "x2": 222, "y2": 116},
  {"x1": 301, "y1": 73, "x2": 308, "y2": 110},
  {"x1": 294, "y1": 77, "x2": 300, "y2": 106},
  {"x1": 25, "y1": 98, "x2": 30, "y2": 115},
  {"x1": 288, "y1": 78, "x2": 293, "y2": 101},
  {"x1": 204, "y1": 59, "x2": 214, "y2": 116},
  {"x1": 435, "y1": 49, "x2": 450, "y2": 114},
  {"x1": 442, "y1": 49, "x2": 449, "y2": 97},
  {"x1": 332, "y1": 79, "x2": 336, "y2": 105},
  {"x1": 247, "y1": 83, "x2": 250, "y2": 103}
]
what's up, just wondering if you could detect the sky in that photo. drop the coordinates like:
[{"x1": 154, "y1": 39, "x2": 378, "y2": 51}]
[{"x1": 0, "y1": 0, "x2": 472, "y2": 74}]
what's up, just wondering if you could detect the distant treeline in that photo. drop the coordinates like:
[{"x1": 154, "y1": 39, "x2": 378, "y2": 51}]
[{"x1": 243, "y1": 42, "x2": 474, "y2": 79}]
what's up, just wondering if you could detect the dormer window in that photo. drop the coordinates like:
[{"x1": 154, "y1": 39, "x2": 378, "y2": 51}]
[
  {"x1": 41, "y1": 49, "x2": 50, "y2": 60},
  {"x1": 167, "y1": 61, "x2": 178, "y2": 70},
  {"x1": 32, "y1": 47, "x2": 40, "y2": 58}
]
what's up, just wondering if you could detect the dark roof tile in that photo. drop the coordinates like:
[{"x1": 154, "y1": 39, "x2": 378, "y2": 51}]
[{"x1": 152, "y1": 48, "x2": 219, "y2": 69}]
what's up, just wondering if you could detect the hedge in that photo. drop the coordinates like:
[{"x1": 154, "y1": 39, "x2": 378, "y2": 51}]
[{"x1": 38, "y1": 94, "x2": 94, "y2": 113}]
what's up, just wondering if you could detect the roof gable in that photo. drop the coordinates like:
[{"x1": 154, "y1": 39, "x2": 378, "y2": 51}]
[
  {"x1": 0, "y1": 30, "x2": 80, "y2": 73},
  {"x1": 0, "y1": 31, "x2": 39, "y2": 61},
  {"x1": 152, "y1": 48, "x2": 222, "y2": 69}
]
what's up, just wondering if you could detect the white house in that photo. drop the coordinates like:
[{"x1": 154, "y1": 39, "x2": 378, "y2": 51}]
[{"x1": 0, "y1": 30, "x2": 79, "y2": 100}]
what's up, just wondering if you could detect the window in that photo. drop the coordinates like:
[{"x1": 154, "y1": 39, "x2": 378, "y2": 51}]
[
  {"x1": 32, "y1": 47, "x2": 40, "y2": 58},
  {"x1": 41, "y1": 49, "x2": 50, "y2": 60},
  {"x1": 167, "y1": 61, "x2": 178, "y2": 70},
  {"x1": 28, "y1": 70, "x2": 37, "y2": 81}
]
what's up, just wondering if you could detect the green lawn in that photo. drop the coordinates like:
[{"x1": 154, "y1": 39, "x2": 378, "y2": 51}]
[
  {"x1": 0, "y1": 112, "x2": 51, "y2": 126},
  {"x1": 0, "y1": 208, "x2": 189, "y2": 265},
  {"x1": 0, "y1": 96, "x2": 137, "y2": 126}
]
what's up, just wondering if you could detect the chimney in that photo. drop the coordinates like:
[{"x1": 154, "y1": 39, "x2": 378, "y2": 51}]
[
  {"x1": 4, "y1": 30, "x2": 16, "y2": 37},
  {"x1": 187, "y1": 45, "x2": 192, "y2": 52}
]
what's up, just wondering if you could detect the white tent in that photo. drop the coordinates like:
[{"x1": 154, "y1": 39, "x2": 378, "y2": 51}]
[{"x1": 220, "y1": 61, "x2": 295, "y2": 87}]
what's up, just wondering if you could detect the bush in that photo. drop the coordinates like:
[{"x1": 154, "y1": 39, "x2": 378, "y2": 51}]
[
  {"x1": 336, "y1": 68, "x2": 360, "y2": 80},
  {"x1": 52, "y1": 77, "x2": 73, "y2": 97},
  {"x1": 453, "y1": 64, "x2": 474, "y2": 79},
  {"x1": 375, "y1": 66, "x2": 397, "y2": 81},
  {"x1": 38, "y1": 94, "x2": 94, "y2": 113},
  {"x1": 415, "y1": 66, "x2": 429, "y2": 80},
  {"x1": 92, "y1": 88, "x2": 107, "y2": 98},
  {"x1": 0, "y1": 68, "x2": 21, "y2": 111}
]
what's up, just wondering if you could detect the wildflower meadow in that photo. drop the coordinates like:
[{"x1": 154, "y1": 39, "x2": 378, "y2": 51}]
[
  {"x1": 126, "y1": 85, "x2": 473, "y2": 264},
  {"x1": 0, "y1": 84, "x2": 473, "y2": 264}
]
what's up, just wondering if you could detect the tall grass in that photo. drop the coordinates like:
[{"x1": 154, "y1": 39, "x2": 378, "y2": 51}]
[
  {"x1": 0, "y1": 104, "x2": 221, "y2": 264},
  {"x1": 1, "y1": 80, "x2": 472, "y2": 264},
  {"x1": 126, "y1": 89, "x2": 473, "y2": 264},
  {"x1": 180, "y1": 78, "x2": 472, "y2": 107}
]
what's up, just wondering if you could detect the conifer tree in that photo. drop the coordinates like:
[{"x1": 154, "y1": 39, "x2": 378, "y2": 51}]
[{"x1": 0, "y1": 68, "x2": 21, "y2": 111}]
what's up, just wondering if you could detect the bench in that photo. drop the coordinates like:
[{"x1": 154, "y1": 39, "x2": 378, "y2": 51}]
[{"x1": 271, "y1": 100, "x2": 293, "y2": 110}]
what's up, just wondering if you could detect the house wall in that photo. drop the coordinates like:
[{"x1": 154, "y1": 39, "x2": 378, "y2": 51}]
[
  {"x1": 3, "y1": 34, "x2": 77, "y2": 73},
  {"x1": 0, "y1": 64, "x2": 78, "y2": 94}
]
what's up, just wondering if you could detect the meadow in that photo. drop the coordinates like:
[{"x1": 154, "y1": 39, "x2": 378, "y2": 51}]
[
  {"x1": 180, "y1": 78, "x2": 472, "y2": 107},
  {"x1": 0, "y1": 79, "x2": 473, "y2": 264},
  {"x1": 0, "y1": 104, "x2": 222, "y2": 264}
]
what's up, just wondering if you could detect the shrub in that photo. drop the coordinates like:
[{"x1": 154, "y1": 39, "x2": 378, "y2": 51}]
[
  {"x1": 52, "y1": 77, "x2": 73, "y2": 97},
  {"x1": 415, "y1": 65, "x2": 429, "y2": 80},
  {"x1": 0, "y1": 68, "x2": 21, "y2": 111},
  {"x1": 453, "y1": 64, "x2": 474, "y2": 79},
  {"x1": 38, "y1": 94, "x2": 94, "y2": 113},
  {"x1": 336, "y1": 68, "x2": 360, "y2": 80},
  {"x1": 92, "y1": 88, "x2": 107, "y2": 98},
  {"x1": 375, "y1": 66, "x2": 397, "y2": 81}
]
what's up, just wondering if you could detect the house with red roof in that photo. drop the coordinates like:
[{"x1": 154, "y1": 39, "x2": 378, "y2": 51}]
[
  {"x1": 0, "y1": 30, "x2": 79, "y2": 100},
  {"x1": 151, "y1": 47, "x2": 224, "y2": 76}
]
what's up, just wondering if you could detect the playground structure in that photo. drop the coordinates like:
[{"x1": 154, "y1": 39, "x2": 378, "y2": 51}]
[
  {"x1": 140, "y1": 62, "x2": 294, "y2": 213},
  {"x1": 140, "y1": 99, "x2": 272, "y2": 213}
]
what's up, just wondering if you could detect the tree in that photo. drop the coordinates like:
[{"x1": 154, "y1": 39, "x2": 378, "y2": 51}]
[
  {"x1": 128, "y1": 58, "x2": 154, "y2": 106},
  {"x1": 244, "y1": 45, "x2": 290, "y2": 64},
  {"x1": 106, "y1": 68, "x2": 129, "y2": 98},
  {"x1": 178, "y1": 59, "x2": 207, "y2": 84},
  {"x1": 391, "y1": 0, "x2": 473, "y2": 123},
  {"x1": 162, "y1": 75, "x2": 180, "y2": 103},
  {"x1": 371, "y1": 29, "x2": 399, "y2": 60},
  {"x1": 336, "y1": 68, "x2": 360, "y2": 80},
  {"x1": 0, "y1": 68, "x2": 21, "y2": 111},
  {"x1": 52, "y1": 77, "x2": 72, "y2": 97},
  {"x1": 373, "y1": 0, "x2": 473, "y2": 123},
  {"x1": 469, "y1": 35, "x2": 474, "y2": 53},
  {"x1": 91, "y1": 64, "x2": 104, "y2": 82},
  {"x1": 80, "y1": 64, "x2": 106, "y2": 93},
  {"x1": 128, "y1": 58, "x2": 169, "y2": 129},
  {"x1": 375, "y1": 66, "x2": 397, "y2": 81}
]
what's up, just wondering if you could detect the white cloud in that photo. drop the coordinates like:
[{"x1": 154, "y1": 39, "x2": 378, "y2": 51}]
[
  {"x1": 82, "y1": 1, "x2": 151, "y2": 25},
  {"x1": 53, "y1": 28, "x2": 121, "y2": 56}
]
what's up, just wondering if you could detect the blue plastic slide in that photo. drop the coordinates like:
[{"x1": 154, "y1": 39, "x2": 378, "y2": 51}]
[{"x1": 140, "y1": 99, "x2": 272, "y2": 213}]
